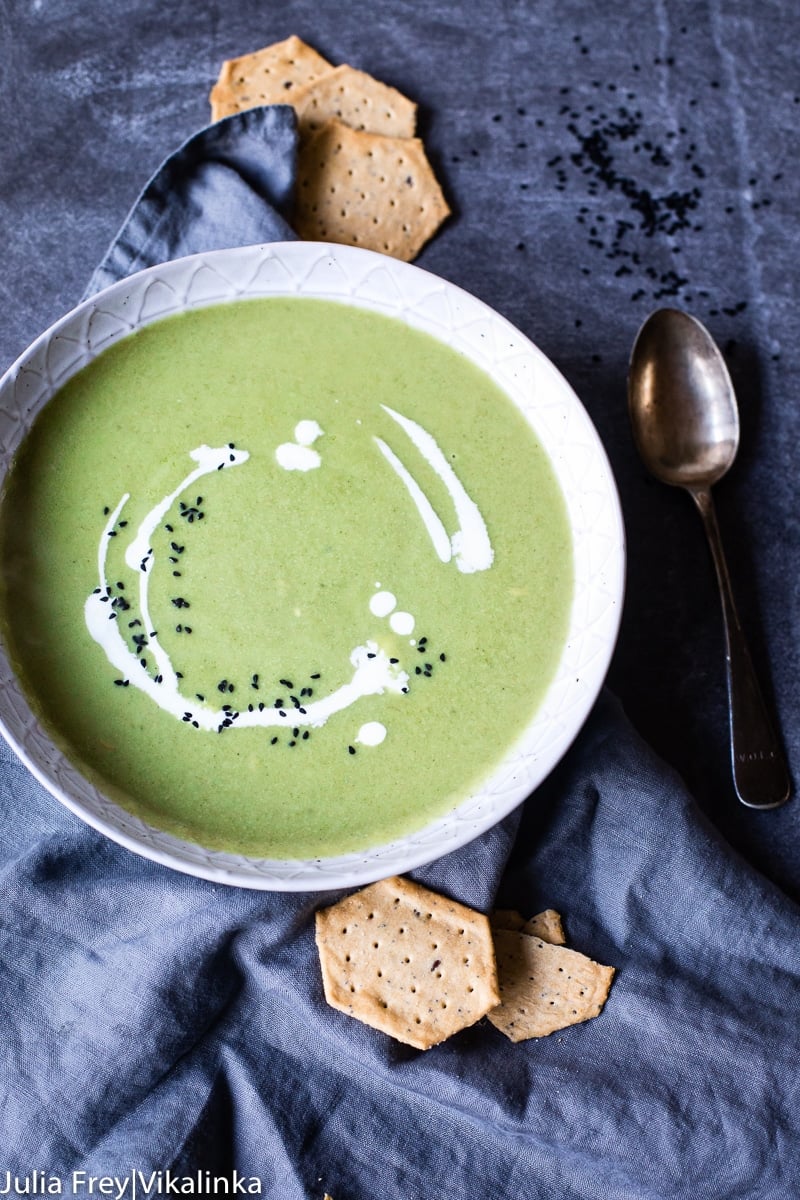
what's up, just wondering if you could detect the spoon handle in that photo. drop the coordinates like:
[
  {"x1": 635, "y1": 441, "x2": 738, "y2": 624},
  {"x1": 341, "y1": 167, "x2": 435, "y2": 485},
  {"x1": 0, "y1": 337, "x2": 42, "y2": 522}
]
[{"x1": 691, "y1": 487, "x2": 791, "y2": 809}]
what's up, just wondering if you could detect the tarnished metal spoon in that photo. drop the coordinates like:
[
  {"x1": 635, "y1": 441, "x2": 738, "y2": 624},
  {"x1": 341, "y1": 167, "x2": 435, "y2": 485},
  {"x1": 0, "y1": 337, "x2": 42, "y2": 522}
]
[{"x1": 628, "y1": 307, "x2": 790, "y2": 810}]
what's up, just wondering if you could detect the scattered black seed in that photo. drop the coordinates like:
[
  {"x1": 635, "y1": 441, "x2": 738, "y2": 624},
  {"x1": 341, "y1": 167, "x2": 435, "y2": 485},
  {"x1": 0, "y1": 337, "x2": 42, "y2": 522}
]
[
  {"x1": 172, "y1": 597, "x2": 190, "y2": 608},
  {"x1": 292, "y1": 727, "x2": 300, "y2": 738},
  {"x1": 196, "y1": 693, "x2": 205, "y2": 701},
  {"x1": 367, "y1": 652, "x2": 376, "y2": 659},
  {"x1": 103, "y1": 506, "x2": 110, "y2": 515},
  {"x1": 302, "y1": 731, "x2": 310, "y2": 740},
  {"x1": 310, "y1": 673, "x2": 321, "y2": 679},
  {"x1": 440, "y1": 653, "x2": 446, "y2": 662},
  {"x1": 251, "y1": 674, "x2": 260, "y2": 688},
  {"x1": 348, "y1": 745, "x2": 356, "y2": 755},
  {"x1": 288, "y1": 740, "x2": 296, "y2": 747},
  {"x1": 165, "y1": 524, "x2": 173, "y2": 532},
  {"x1": 271, "y1": 736, "x2": 279, "y2": 745},
  {"x1": 280, "y1": 678, "x2": 294, "y2": 688},
  {"x1": 172, "y1": 571, "x2": 181, "y2": 577}
]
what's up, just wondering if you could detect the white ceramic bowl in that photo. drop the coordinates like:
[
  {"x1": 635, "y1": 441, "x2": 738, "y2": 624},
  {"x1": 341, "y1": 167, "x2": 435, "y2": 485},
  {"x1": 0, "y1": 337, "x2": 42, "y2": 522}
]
[{"x1": 0, "y1": 242, "x2": 624, "y2": 890}]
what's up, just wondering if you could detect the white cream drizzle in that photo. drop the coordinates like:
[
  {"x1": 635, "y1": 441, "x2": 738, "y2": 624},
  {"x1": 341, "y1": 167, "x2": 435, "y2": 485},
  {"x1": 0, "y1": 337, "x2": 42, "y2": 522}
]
[
  {"x1": 356, "y1": 721, "x2": 387, "y2": 747},
  {"x1": 86, "y1": 403, "x2": 491, "y2": 743},
  {"x1": 369, "y1": 590, "x2": 397, "y2": 618},
  {"x1": 85, "y1": 444, "x2": 408, "y2": 734},
  {"x1": 276, "y1": 419, "x2": 323, "y2": 471},
  {"x1": 376, "y1": 405, "x2": 494, "y2": 574}
]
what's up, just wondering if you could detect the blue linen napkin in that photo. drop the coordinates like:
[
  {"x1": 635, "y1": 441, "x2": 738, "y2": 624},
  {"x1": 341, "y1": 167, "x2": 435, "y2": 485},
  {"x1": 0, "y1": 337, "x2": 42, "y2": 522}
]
[{"x1": 2, "y1": 106, "x2": 800, "y2": 1198}]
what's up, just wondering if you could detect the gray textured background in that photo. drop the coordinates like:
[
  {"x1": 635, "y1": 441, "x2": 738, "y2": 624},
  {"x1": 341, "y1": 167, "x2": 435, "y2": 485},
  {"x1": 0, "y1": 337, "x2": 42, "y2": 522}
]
[{"x1": 1, "y1": 0, "x2": 799, "y2": 893}]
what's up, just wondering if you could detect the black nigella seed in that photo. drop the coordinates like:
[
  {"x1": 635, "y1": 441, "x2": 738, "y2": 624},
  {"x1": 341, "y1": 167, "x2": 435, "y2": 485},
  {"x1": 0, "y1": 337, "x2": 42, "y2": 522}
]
[
  {"x1": 274, "y1": 698, "x2": 283, "y2": 708},
  {"x1": 271, "y1": 736, "x2": 278, "y2": 745},
  {"x1": 103, "y1": 506, "x2": 110, "y2": 515},
  {"x1": 390, "y1": 658, "x2": 399, "y2": 664},
  {"x1": 440, "y1": 653, "x2": 446, "y2": 662},
  {"x1": 176, "y1": 672, "x2": 183, "y2": 679},
  {"x1": 310, "y1": 673, "x2": 321, "y2": 679},
  {"x1": 251, "y1": 674, "x2": 259, "y2": 688},
  {"x1": 165, "y1": 524, "x2": 173, "y2": 532},
  {"x1": 114, "y1": 679, "x2": 124, "y2": 687},
  {"x1": 248, "y1": 704, "x2": 254, "y2": 712},
  {"x1": 367, "y1": 653, "x2": 376, "y2": 659},
  {"x1": 279, "y1": 710, "x2": 286, "y2": 718},
  {"x1": 218, "y1": 680, "x2": 229, "y2": 692},
  {"x1": 298, "y1": 707, "x2": 307, "y2": 715},
  {"x1": 171, "y1": 597, "x2": 190, "y2": 609},
  {"x1": 288, "y1": 740, "x2": 296, "y2": 747},
  {"x1": 196, "y1": 694, "x2": 205, "y2": 702},
  {"x1": 302, "y1": 731, "x2": 310, "y2": 740},
  {"x1": 348, "y1": 745, "x2": 356, "y2": 755},
  {"x1": 415, "y1": 666, "x2": 422, "y2": 675},
  {"x1": 280, "y1": 679, "x2": 294, "y2": 689}
]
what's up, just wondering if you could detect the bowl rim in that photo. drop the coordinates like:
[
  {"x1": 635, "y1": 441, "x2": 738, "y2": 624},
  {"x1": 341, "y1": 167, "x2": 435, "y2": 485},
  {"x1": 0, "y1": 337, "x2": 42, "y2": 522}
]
[{"x1": 0, "y1": 241, "x2": 625, "y2": 890}]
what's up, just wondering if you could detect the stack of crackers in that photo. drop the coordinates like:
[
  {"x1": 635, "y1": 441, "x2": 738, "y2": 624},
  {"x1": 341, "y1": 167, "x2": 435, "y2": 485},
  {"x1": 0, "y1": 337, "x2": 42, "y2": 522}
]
[
  {"x1": 209, "y1": 35, "x2": 450, "y2": 261},
  {"x1": 316, "y1": 875, "x2": 615, "y2": 1051}
]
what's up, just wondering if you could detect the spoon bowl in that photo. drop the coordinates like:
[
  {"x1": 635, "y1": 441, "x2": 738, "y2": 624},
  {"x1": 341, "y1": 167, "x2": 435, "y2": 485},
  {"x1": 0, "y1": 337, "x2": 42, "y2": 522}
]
[
  {"x1": 628, "y1": 307, "x2": 790, "y2": 811},
  {"x1": 628, "y1": 307, "x2": 739, "y2": 489}
]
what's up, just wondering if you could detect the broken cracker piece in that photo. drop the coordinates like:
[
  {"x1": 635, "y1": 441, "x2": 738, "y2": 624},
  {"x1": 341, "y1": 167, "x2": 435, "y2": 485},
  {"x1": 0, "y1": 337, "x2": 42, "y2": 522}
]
[
  {"x1": 523, "y1": 909, "x2": 566, "y2": 945},
  {"x1": 488, "y1": 931, "x2": 614, "y2": 1042},
  {"x1": 294, "y1": 119, "x2": 450, "y2": 261},
  {"x1": 491, "y1": 908, "x2": 566, "y2": 945},
  {"x1": 292, "y1": 63, "x2": 417, "y2": 139},
  {"x1": 315, "y1": 875, "x2": 499, "y2": 1051},
  {"x1": 210, "y1": 34, "x2": 333, "y2": 120},
  {"x1": 490, "y1": 909, "x2": 527, "y2": 932}
]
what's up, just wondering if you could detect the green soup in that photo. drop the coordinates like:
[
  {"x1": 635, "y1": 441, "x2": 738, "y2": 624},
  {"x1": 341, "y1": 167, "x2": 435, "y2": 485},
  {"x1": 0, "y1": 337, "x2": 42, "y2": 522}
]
[{"x1": 0, "y1": 298, "x2": 572, "y2": 858}]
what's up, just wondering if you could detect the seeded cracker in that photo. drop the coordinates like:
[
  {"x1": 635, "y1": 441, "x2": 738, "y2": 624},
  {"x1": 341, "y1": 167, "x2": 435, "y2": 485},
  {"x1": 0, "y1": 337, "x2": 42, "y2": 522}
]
[
  {"x1": 209, "y1": 35, "x2": 333, "y2": 120},
  {"x1": 291, "y1": 63, "x2": 417, "y2": 138},
  {"x1": 491, "y1": 907, "x2": 566, "y2": 944},
  {"x1": 488, "y1": 931, "x2": 615, "y2": 1042},
  {"x1": 315, "y1": 875, "x2": 499, "y2": 1051},
  {"x1": 294, "y1": 119, "x2": 450, "y2": 261}
]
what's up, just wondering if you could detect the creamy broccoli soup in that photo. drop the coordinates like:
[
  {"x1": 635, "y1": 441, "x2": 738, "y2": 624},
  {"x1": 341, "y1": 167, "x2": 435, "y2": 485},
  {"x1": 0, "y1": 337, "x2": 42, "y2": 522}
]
[{"x1": 0, "y1": 298, "x2": 572, "y2": 858}]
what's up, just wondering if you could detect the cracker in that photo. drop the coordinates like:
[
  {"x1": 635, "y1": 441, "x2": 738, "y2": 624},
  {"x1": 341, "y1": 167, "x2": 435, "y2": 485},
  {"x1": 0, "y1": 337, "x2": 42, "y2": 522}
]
[
  {"x1": 491, "y1": 908, "x2": 566, "y2": 945},
  {"x1": 293, "y1": 119, "x2": 450, "y2": 261},
  {"x1": 490, "y1": 909, "x2": 527, "y2": 932},
  {"x1": 315, "y1": 875, "x2": 499, "y2": 1051},
  {"x1": 209, "y1": 35, "x2": 333, "y2": 121},
  {"x1": 488, "y1": 931, "x2": 615, "y2": 1042},
  {"x1": 291, "y1": 63, "x2": 417, "y2": 138},
  {"x1": 523, "y1": 909, "x2": 566, "y2": 945}
]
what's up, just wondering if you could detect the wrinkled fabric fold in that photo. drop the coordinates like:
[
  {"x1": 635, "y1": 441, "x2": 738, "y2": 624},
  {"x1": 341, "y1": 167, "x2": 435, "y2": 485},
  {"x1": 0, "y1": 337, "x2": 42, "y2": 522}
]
[
  {"x1": 3, "y1": 110, "x2": 800, "y2": 1198},
  {"x1": 84, "y1": 106, "x2": 299, "y2": 299}
]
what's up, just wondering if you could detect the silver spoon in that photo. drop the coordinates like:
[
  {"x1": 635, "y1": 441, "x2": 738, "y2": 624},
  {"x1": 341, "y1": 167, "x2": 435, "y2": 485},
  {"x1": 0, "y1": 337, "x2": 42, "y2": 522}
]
[{"x1": 628, "y1": 307, "x2": 790, "y2": 810}]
